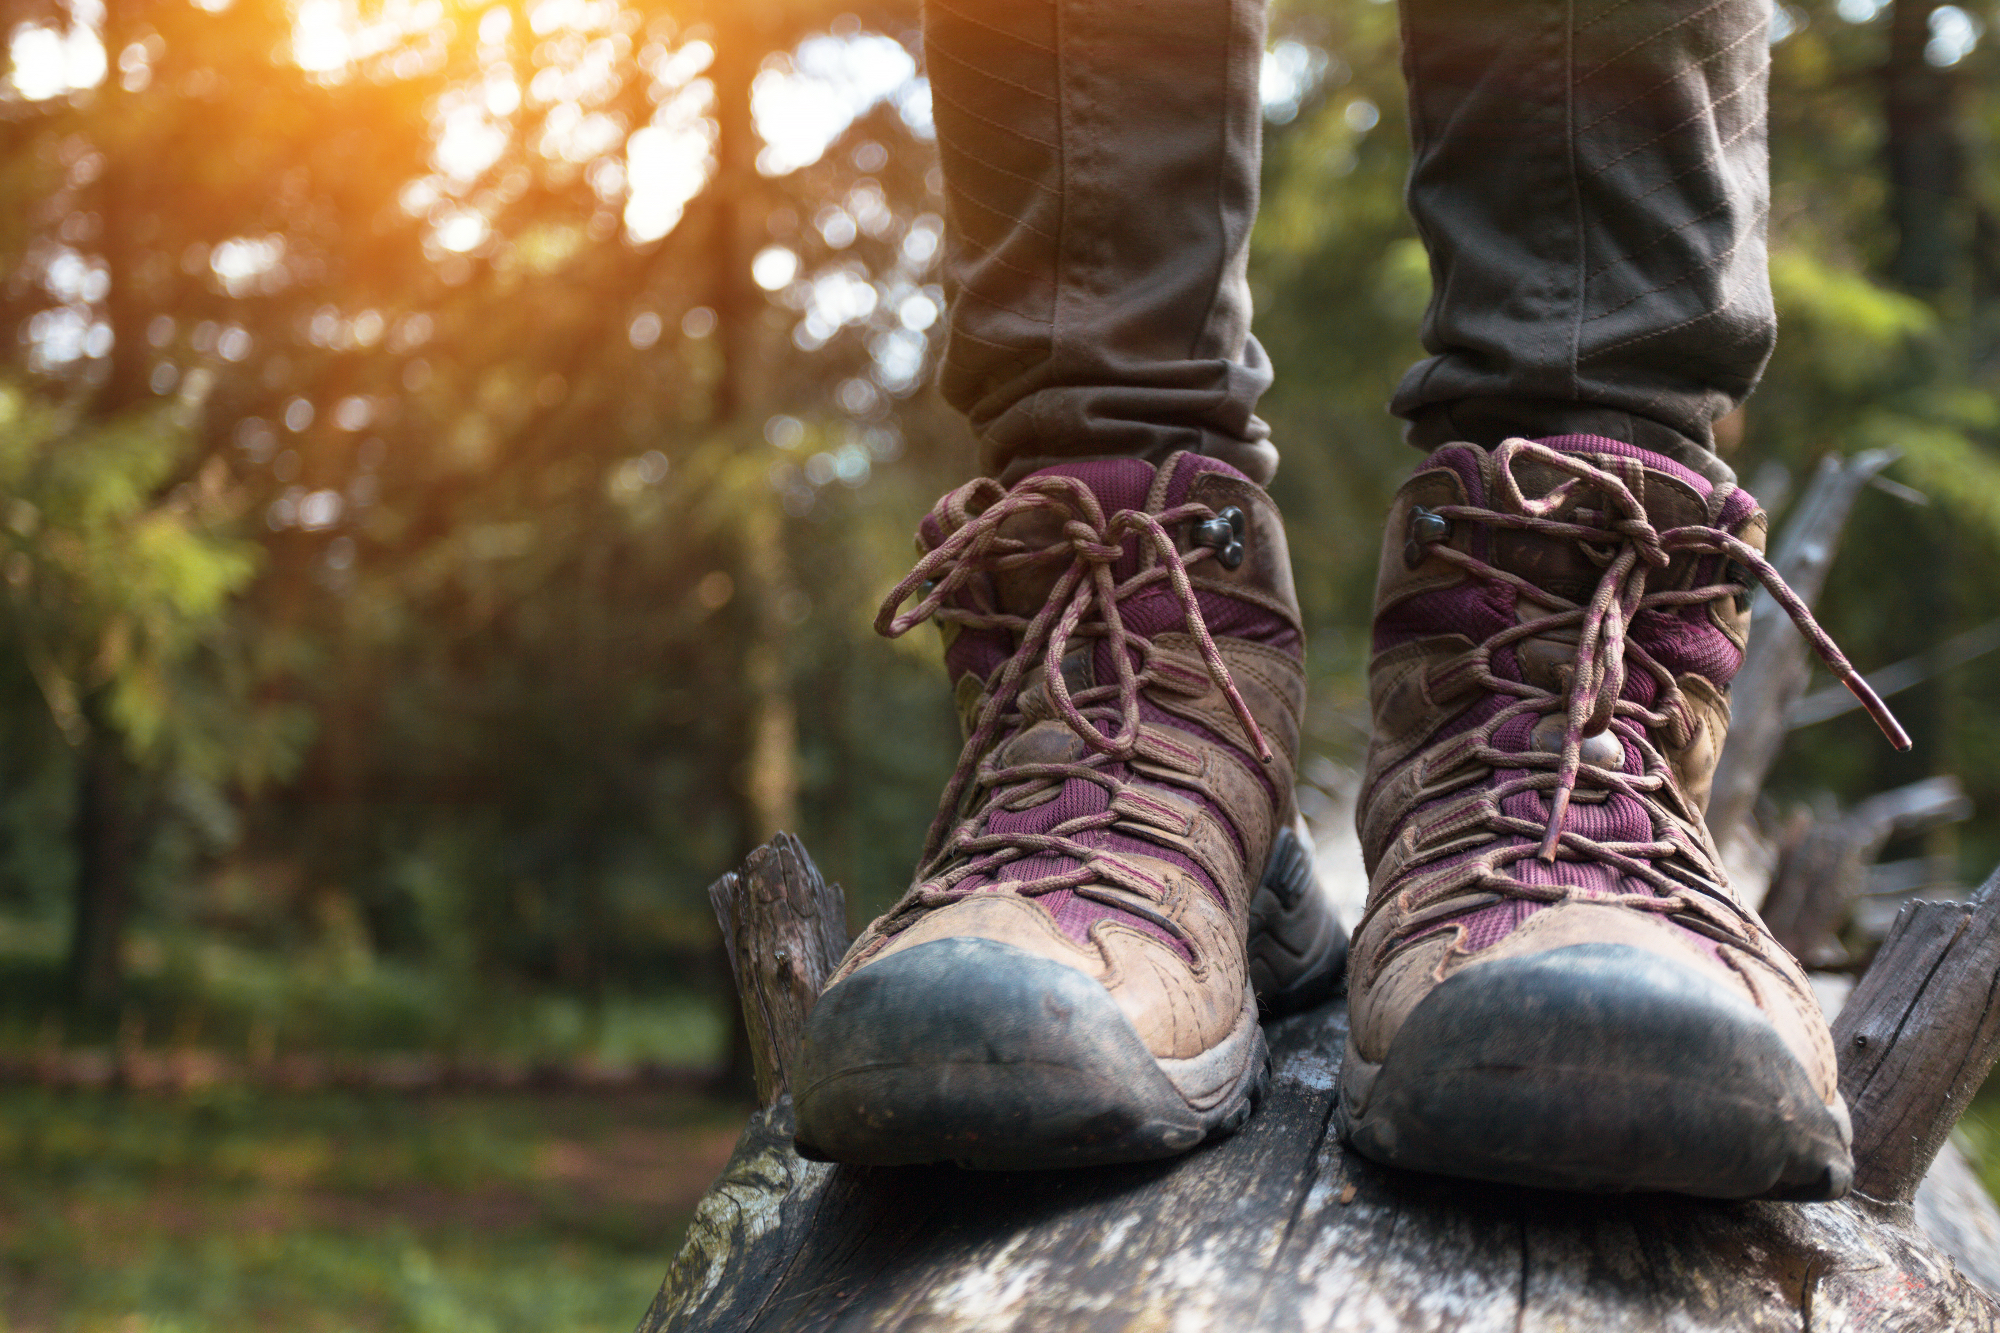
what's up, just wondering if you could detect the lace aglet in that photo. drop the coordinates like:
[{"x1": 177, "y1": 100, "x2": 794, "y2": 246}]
[{"x1": 1842, "y1": 670, "x2": 1912, "y2": 751}]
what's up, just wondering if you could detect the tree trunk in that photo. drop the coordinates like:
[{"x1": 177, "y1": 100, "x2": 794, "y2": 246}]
[
  {"x1": 1884, "y1": 0, "x2": 1963, "y2": 293},
  {"x1": 66, "y1": 699, "x2": 144, "y2": 1009},
  {"x1": 641, "y1": 837, "x2": 2000, "y2": 1332}
]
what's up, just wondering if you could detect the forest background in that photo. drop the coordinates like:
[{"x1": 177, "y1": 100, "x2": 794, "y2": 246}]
[{"x1": 2, "y1": 0, "x2": 1999, "y2": 1327}]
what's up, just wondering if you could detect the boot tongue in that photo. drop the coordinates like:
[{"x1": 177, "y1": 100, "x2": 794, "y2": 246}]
[
  {"x1": 984, "y1": 459, "x2": 1159, "y2": 616},
  {"x1": 990, "y1": 504, "x2": 1078, "y2": 617},
  {"x1": 1488, "y1": 435, "x2": 1727, "y2": 705},
  {"x1": 1490, "y1": 434, "x2": 1714, "y2": 603}
]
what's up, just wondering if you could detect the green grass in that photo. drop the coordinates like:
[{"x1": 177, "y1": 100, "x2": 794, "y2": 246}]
[{"x1": 0, "y1": 1085, "x2": 749, "y2": 1333}]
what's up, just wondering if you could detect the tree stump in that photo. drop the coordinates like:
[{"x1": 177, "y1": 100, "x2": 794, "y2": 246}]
[{"x1": 640, "y1": 837, "x2": 2000, "y2": 1331}]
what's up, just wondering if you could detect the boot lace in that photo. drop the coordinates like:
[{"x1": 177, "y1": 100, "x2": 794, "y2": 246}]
[
  {"x1": 871, "y1": 470, "x2": 1270, "y2": 934},
  {"x1": 1391, "y1": 439, "x2": 1908, "y2": 944}
]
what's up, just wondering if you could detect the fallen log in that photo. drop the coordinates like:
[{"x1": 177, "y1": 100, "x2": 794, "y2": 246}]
[{"x1": 639, "y1": 835, "x2": 2000, "y2": 1332}]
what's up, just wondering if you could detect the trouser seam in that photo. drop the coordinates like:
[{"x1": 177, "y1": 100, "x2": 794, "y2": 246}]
[
  {"x1": 1576, "y1": 14, "x2": 1764, "y2": 136},
  {"x1": 1566, "y1": 0, "x2": 1585, "y2": 403},
  {"x1": 1576, "y1": 0, "x2": 1734, "y2": 84},
  {"x1": 1586, "y1": 62, "x2": 1763, "y2": 179},
  {"x1": 927, "y1": 0, "x2": 1058, "y2": 52},
  {"x1": 1580, "y1": 217, "x2": 1770, "y2": 359},
  {"x1": 1187, "y1": 0, "x2": 1236, "y2": 366},
  {"x1": 1581, "y1": 199, "x2": 1756, "y2": 319}
]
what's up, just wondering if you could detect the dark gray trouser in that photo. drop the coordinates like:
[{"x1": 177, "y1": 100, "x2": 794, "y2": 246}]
[{"x1": 924, "y1": 0, "x2": 1773, "y2": 488}]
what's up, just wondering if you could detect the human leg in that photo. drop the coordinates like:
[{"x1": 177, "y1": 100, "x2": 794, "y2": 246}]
[
  {"x1": 1391, "y1": 0, "x2": 1776, "y2": 479},
  {"x1": 1343, "y1": 0, "x2": 1907, "y2": 1197},
  {"x1": 791, "y1": 0, "x2": 1343, "y2": 1169},
  {"x1": 924, "y1": 0, "x2": 1279, "y2": 485}
]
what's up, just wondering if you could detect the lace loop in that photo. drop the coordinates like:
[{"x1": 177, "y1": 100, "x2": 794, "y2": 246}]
[
  {"x1": 876, "y1": 469, "x2": 1273, "y2": 877},
  {"x1": 1435, "y1": 438, "x2": 1908, "y2": 865}
]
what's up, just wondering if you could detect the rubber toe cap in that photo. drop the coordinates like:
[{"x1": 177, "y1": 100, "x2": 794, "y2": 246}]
[{"x1": 1346, "y1": 942, "x2": 1852, "y2": 1199}]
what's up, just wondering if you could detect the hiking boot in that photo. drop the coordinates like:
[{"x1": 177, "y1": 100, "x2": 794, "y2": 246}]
[
  {"x1": 1341, "y1": 435, "x2": 1907, "y2": 1199},
  {"x1": 792, "y1": 453, "x2": 1345, "y2": 1169}
]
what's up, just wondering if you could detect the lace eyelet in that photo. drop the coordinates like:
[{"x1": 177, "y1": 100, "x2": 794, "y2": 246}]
[
  {"x1": 1403, "y1": 505, "x2": 1451, "y2": 568},
  {"x1": 1192, "y1": 507, "x2": 1246, "y2": 570}
]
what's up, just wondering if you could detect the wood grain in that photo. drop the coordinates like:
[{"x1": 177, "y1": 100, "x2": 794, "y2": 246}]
[
  {"x1": 708, "y1": 832, "x2": 850, "y2": 1108},
  {"x1": 1835, "y1": 865, "x2": 2000, "y2": 1205},
  {"x1": 644, "y1": 999, "x2": 2000, "y2": 1331}
]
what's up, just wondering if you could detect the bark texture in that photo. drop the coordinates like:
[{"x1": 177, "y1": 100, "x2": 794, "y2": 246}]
[
  {"x1": 707, "y1": 832, "x2": 850, "y2": 1107},
  {"x1": 1835, "y1": 864, "x2": 2000, "y2": 1205},
  {"x1": 642, "y1": 837, "x2": 2000, "y2": 1333}
]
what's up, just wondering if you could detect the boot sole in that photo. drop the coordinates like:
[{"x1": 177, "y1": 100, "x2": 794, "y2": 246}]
[
  {"x1": 792, "y1": 937, "x2": 1269, "y2": 1170},
  {"x1": 1337, "y1": 942, "x2": 1853, "y2": 1200},
  {"x1": 1248, "y1": 820, "x2": 1348, "y2": 1015}
]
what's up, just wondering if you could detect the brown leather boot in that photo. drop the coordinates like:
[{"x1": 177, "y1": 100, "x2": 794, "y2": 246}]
[
  {"x1": 1342, "y1": 436, "x2": 1907, "y2": 1199},
  {"x1": 792, "y1": 453, "x2": 1345, "y2": 1169}
]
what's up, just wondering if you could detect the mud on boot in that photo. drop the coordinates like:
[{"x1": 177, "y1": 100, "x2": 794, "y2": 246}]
[
  {"x1": 1342, "y1": 436, "x2": 1905, "y2": 1199},
  {"x1": 793, "y1": 453, "x2": 1340, "y2": 1169}
]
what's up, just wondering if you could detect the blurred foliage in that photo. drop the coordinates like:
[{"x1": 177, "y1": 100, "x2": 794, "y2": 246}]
[
  {"x1": 0, "y1": 1085, "x2": 742, "y2": 1330},
  {"x1": 0, "y1": 0, "x2": 968, "y2": 1026},
  {"x1": 0, "y1": 0, "x2": 1991, "y2": 1049},
  {"x1": 0, "y1": 0, "x2": 1998, "y2": 1324}
]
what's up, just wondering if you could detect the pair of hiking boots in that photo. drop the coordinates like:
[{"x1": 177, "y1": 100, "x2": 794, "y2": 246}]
[{"x1": 790, "y1": 436, "x2": 1902, "y2": 1200}]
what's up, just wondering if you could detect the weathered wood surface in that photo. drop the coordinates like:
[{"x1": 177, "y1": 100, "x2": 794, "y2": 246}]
[
  {"x1": 641, "y1": 838, "x2": 2000, "y2": 1333},
  {"x1": 708, "y1": 832, "x2": 851, "y2": 1106},
  {"x1": 1835, "y1": 863, "x2": 2000, "y2": 1205},
  {"x1": 642, "y1": 1000, "x2": 2000, "y2": 1332},
  {"x1": 1709, "y1": 449, "x2": 1899, "y2": 851}
]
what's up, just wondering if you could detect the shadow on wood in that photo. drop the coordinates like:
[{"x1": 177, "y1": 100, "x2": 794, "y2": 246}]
[{"x1": 641, "y1": 836, "x2": 2000, "y2": 1332}]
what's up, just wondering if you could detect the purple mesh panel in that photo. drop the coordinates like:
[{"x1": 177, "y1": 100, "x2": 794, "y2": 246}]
[
  {"x1": 1635, "y1": 611, "x2": 1740, "y2": 688},
  {"x1": 1101, "y1": 582, "x2": 1298, "y2": 655},
  {"x1": 1716, "y1": 484, "x2": 1760, "y2": 529},
  {"x1": 1190, "y1": 591, "x2": 1302, "y2": 653},
  {"x1": 1043, "y1": 890, "x2": 1193, "y2": 961},
  {"x1": 988, "y1": 776, "x2": 1108, "y2": 844},
  {"x1": 1489, "y1": 713, "x2": 1534, "y2": 750},
  {"x1": 1458, "y1": 899, "x2": 1542, "y2": 951},
  {"x1": 1373, "y1": 581, "x2": 1513, "y2": 656},
  {"x1": 945, "y1": 631, "x2": 1010, "y2": 692}
]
